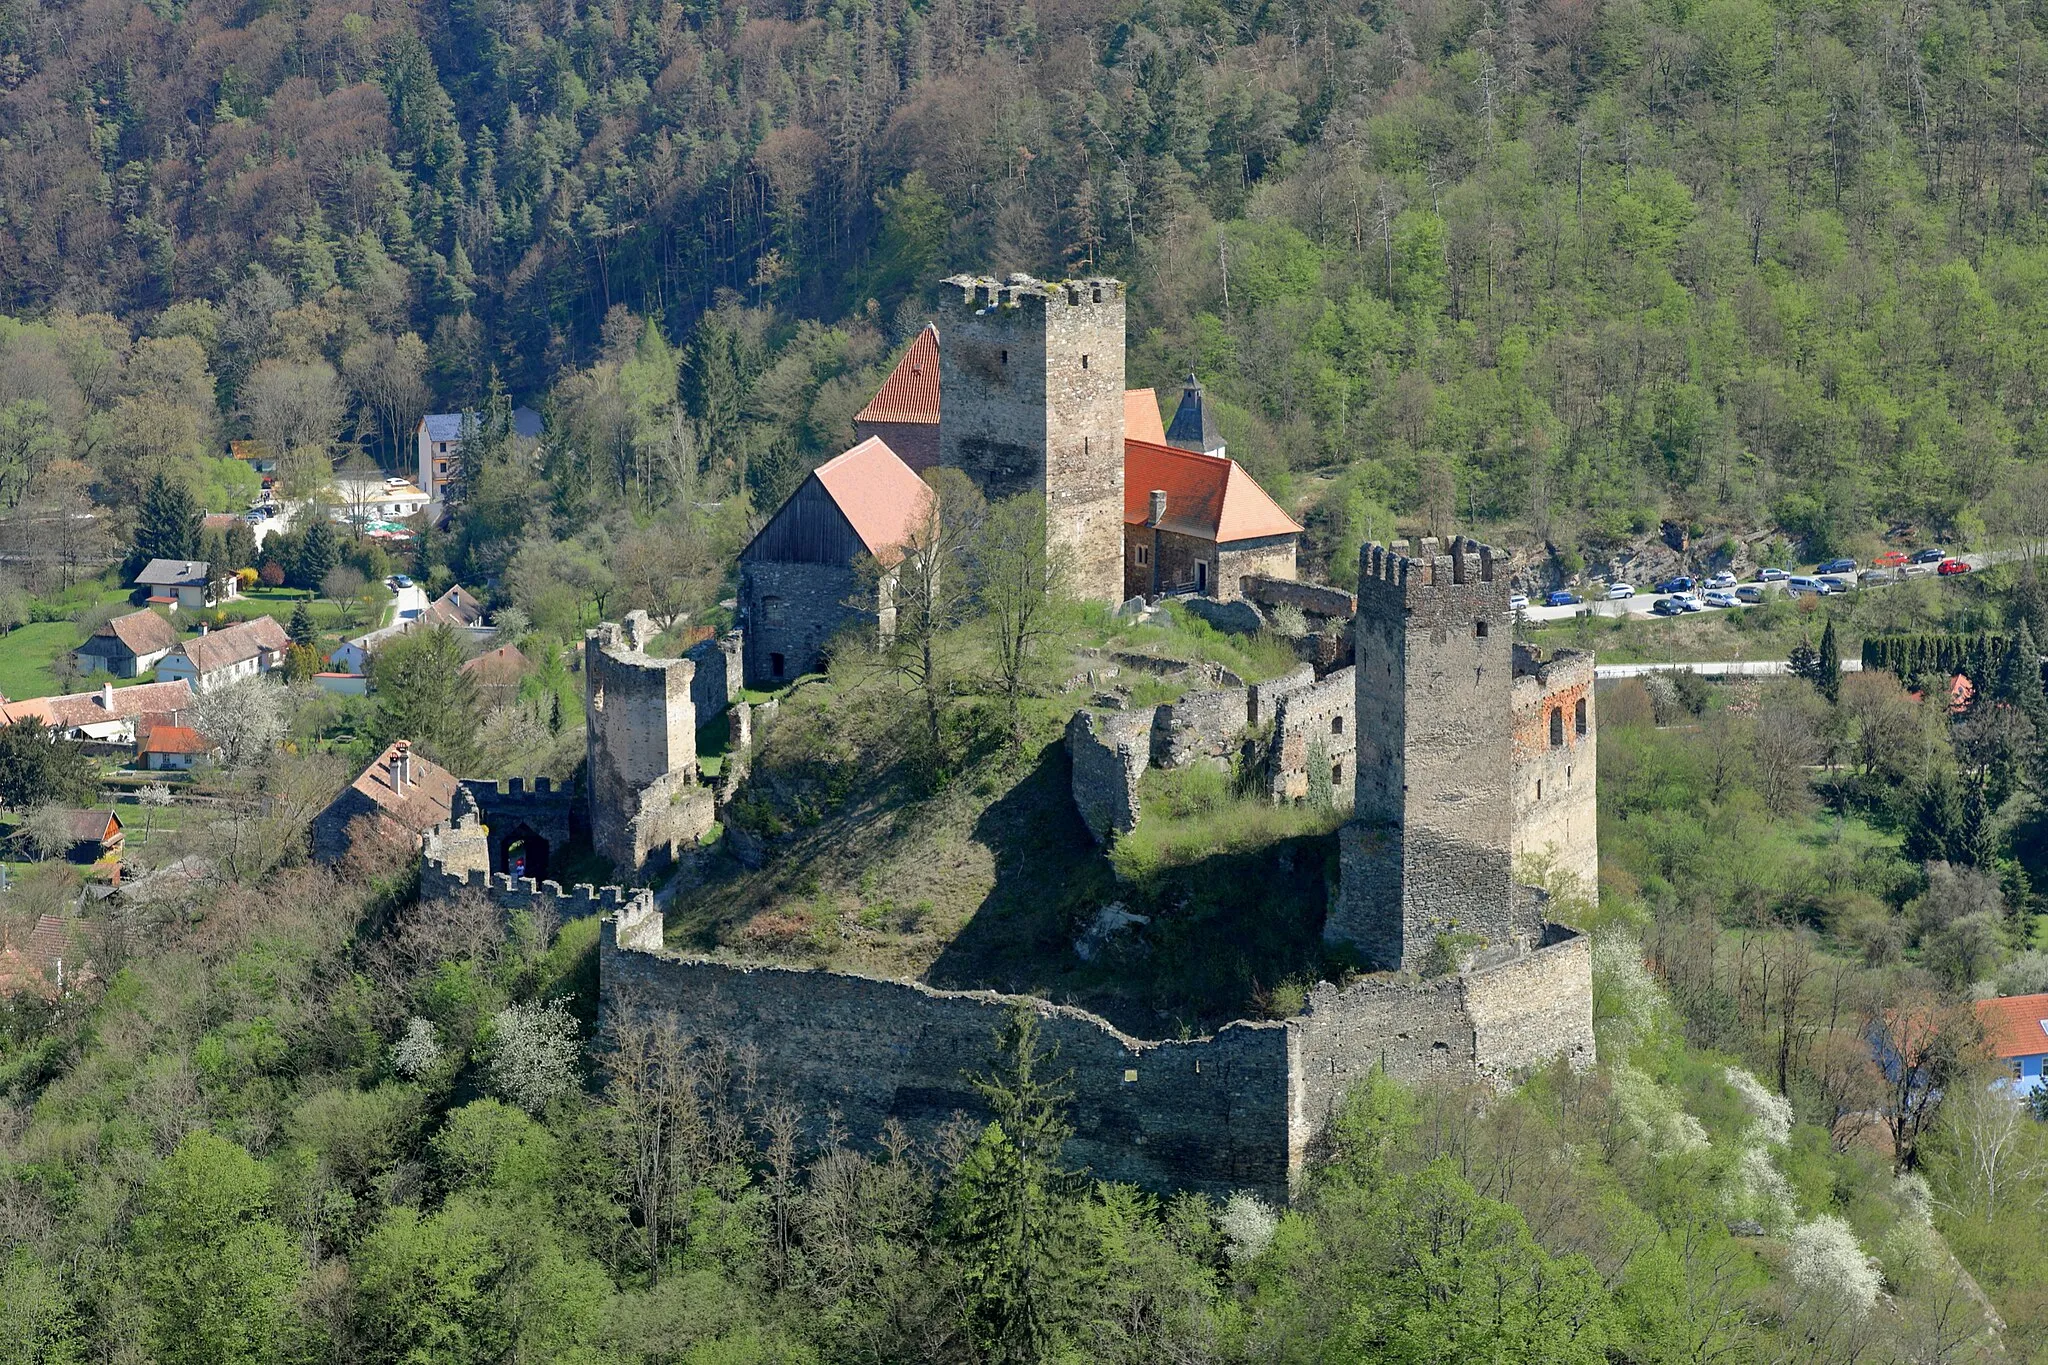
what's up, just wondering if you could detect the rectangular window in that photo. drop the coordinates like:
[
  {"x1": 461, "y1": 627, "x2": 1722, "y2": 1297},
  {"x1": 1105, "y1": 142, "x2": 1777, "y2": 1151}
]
[{"x1": 1134, "y1": 544, "x2": 1151, "y2": 566}]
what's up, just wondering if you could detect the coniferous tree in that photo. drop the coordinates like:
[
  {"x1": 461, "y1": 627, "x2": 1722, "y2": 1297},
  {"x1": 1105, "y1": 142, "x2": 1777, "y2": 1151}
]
[
  {"x1": 131, "y1": 472, "x2": 198, "y2": 572},
  {"x1": 1816, "y1": 620, "x2": 1840, "y2": 704},
  {"x1": 294, "y1": 519, "x2": 339, "y2": 591},
  {"x1": 287, "y1": 600, "x2": 315, "y2": 646}
]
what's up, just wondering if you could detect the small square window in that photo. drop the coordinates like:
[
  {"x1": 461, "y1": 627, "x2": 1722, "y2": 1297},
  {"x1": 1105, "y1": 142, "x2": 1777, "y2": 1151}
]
[
  {"x1": 1475, "y1": 620, "x2": 1489, "y2": 638},
  {"x1": 1123, "y1": 1068, "x2": 1138, "y2": 1083}
]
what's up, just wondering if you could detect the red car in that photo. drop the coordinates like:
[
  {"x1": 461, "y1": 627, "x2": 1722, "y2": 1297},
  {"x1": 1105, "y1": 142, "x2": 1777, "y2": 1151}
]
[
  {"x1": 1873, "y1": 550, "x2": 1909, "y2": 569},
  {"x1": 1938, "y1": 558, "x2": 1971, "y2": 575}
]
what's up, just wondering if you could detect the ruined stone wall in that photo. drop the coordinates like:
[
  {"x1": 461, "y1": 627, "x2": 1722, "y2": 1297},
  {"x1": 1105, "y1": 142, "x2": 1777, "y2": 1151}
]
[
  {"x1": 601, "y1": 918, "x2": 1297, "y2": 1199},
  {"x1": 1150, "y1": 688, "x2": 1249, "y2": 769},
  {"x1": 1330, "y1": 539, "x2": 1518, "y2": 970},
  {"x1": 1268, "y1": 666, "x2": 1356, "y2": 807},
  {"x1": 1462, "y1": 930, "x2": 1596, "y2": 1077},
  {"x1": 1215, "y1": 536, "x2": 1299, "y2": 602},
  {"x1": 1510, "y1": 647, "x2": 1599, "y2": 898},
  {"x1": 1066, "y1": 707, "x2": 1155, "y2": 843},
  {"x1": 585, "y1": 615, "x2": 715, "y2": 876},
  {"x1": 937, "y1": 275, "x2": 1125, "y2": 604},
  {"x1": 1243, "y1": 576, "x2": 1356, "y2": 621},
  {"x1": 685, "y1": 630, "x2": 744, "y2": 723},
  {"x1": 1287, "y1": 973, "x2": 1474, "y2": 1167},
  {"x1": 739, "y1": 560, "x2": 870, "y2": 687},
  {"x1": 1248, "y1": 664, "x2": 1316, "y2": 727}
]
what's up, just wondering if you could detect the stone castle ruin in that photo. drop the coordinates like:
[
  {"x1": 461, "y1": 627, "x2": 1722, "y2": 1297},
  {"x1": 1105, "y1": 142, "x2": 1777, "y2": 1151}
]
[{"x1": 388, "y1": 274, "x2": 1599, "y2": 1202}]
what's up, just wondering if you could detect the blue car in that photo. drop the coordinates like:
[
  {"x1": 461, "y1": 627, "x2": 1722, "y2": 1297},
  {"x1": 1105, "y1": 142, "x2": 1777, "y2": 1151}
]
[
  {"x1": 1817, "y1": 558, "x2": 1858, "y2": 575},
  {"x1": 1546, "y1": 590, "x2": 1583, "y2": 607},
  {"x1": 1655, "y1": 575, "x2": 1695, "y2": 594}
]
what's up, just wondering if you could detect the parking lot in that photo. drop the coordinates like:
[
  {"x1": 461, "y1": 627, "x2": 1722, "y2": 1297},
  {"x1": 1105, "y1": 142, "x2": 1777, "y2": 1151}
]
[{"x1": 1517, "y1": 549, "x2": 2013, "y2": 624}]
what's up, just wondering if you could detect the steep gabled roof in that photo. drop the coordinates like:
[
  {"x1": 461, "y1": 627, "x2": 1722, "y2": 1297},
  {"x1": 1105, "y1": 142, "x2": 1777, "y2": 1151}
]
[
  {"x1": 1125, "y1": 389, "x2": 1166, "y2": 444},
  {"x1": 165, "y1": 616, "x2": 291, "y2": 676},
  {"x1": 1123, "y1": 440, "x2": 1302, "y2": 544},
  {"x1": 138, "y1": 723, "x2": 209, "y2": 756},
  {"x1": 855, "y1": 325, "x2": 942, "y2": 426},
  {"x1": 461, "y1": 644, "x2": 530, "y2": 684},
  {"x1": 810, "y1": 437, "x2": 934, "y2": 565},
  {"x1": 93, "y1": 609, "x2": 178, "y2": 658},
  {"x1": 343, "y1": 742, "x2": 460, "y2": 831},
  {"x1": 1978, "y1": 993, "x2": 2048, "y2": 1059}
]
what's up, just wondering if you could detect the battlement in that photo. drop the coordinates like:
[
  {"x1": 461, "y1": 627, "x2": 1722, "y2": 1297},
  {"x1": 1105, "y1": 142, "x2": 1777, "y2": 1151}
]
[
  {"x1": 420, "y1": 819, "x2": 654, "y2": 921},
  {"x1": 1511, "y1": 643, "x2": 1595, "y2": 692},
  {"x1": 941, "y1": 273, "x2": 1124, "y2": 313},
  {"x1": 1357, "y1": 536, "x2": 1502, "y2": 593}
]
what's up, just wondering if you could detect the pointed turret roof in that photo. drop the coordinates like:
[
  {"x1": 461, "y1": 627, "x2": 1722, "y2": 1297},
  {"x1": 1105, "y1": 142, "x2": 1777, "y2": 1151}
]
[{"x1": 1165, "y1": 374, "x2": 1224, "y2": 456}]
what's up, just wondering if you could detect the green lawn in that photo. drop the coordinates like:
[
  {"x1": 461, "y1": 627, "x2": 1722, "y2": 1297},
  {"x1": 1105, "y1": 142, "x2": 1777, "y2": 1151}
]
[{"x1": 0, "y1": 622, "x2": 89, "y2": 700}]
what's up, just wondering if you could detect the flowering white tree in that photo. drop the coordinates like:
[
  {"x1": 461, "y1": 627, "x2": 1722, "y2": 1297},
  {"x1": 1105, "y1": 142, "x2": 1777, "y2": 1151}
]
[
  {"x1": 486, "y1": 998, "x2": 580, "y2": 1113},
  {"x1": 186, "y1": 674, "x2": 287, "y2": 769},
  {"x1": 1786, "y1": 1216, "x2": 1883, "y2": 1313},
  {"x1": 1219, "y1": 1192, "x2": 1279, "y2": 1264},
  {"x1": 391, "y1": 1017, "x2": 443, "y2": 1080}
]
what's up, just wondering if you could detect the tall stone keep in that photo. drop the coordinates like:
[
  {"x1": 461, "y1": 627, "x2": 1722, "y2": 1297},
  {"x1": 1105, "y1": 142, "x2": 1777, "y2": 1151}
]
[
  {"x1": 585, "y1": 611, "x2": 716, "y2": 877},
  {"x1": 937, "y1": 273, "x2": 1126, "y2": 602},
  {"x1": 1327, "y1": 537, "x2": 1518, "y2": 970}
]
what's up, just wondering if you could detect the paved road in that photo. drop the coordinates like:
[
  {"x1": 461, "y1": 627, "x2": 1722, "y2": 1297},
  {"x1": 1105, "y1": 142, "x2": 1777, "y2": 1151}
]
[
  {"x1": 1593, "y1": 659, "x2": 1867, "y2": 679},
  {"x1": 1520, "y1": 547, "x2": 2020, "y2": 625}
]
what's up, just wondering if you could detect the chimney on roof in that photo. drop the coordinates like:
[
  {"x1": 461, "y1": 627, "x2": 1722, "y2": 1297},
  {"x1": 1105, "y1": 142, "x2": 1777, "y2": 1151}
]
[
  {"x1": 99, "y1": 682, "x2": 114, "y2": 711},
  {"x1": 196, "y1": 622, "x2": 208, "y2": 636},
  {"x1": 1165, "y1": 373, "x2": 1226, "y2": 458},
  {"x1": 1147, "y1": 490, "x2": 1168, "y2": 527},
  {"x1": 392, "y1": 740, "x2": 411, "y2": 795}
]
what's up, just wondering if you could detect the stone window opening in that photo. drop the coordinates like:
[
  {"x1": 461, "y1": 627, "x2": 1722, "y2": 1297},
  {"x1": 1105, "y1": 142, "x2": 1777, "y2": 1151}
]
[
  {"x1": 1081, "y1": 353, "x2": 1091, "y2": 369},
  {"x1": 1123, "y1": 1068, "x2": 1138, "y2": 1083},
  {"x1": 1536, "y1": 778, "x2": 1543, "y2": 800},
  {"x1": 1000, "y1": 348, "x2": 1009, "y2": 365},
  {"x1": 591, "y1": 683, "x2": 605, "y2": 713},
  {"x1": 1331, "y1": 715, "x2": 1344, "y2": 736},
  {"x1": 1549, "y1": 707, "x2": 1564, "y2": 747},
  {"x1": 1575, "y1": 698, "x2": 1588, "y2": 736},
  {"x1": 1332, "y1": 761, "x2": 1343, "y2": 786},
  {"x1": 1474, "y1": 619, "x2": 1489, "y2": 638},
  {"x1": 770, "y1": 652, "x2": 786, "y2": 679},
  {"x1": 1134, "y1": 543, "x2": 1151, "y2": 566}
]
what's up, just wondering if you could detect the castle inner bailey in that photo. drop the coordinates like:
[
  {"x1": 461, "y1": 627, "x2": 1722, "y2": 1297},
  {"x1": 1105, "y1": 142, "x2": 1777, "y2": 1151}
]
[
  {"x1": 585, "y1": 612, "x2": 717, "y2": 877},
  {"x1": 937, "y1": 274, "x2": 1126, "y2": 604},
  {"x1": 599, "y1": 891, "x2": 1592, "y2": 1202},
  {"x1": 1330, "y1": 538, "x2": 1520, "y2": 971}
]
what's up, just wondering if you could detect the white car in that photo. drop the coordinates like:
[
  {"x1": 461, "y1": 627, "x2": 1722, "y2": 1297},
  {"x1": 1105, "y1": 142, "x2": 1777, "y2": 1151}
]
[
  {"x1": 1702, "y1": 589, "x2": 1740, "y2": 608},
  {"x1": 1707, "y1": 571, "x2": 1737, "y2": 589},
  {"x1": 1508, "y1": 593, "x2": 1529, "y2": 612},
  {"x1": 1606, "y1": 583, "x2": 1636, "y2": 600},
  {"x1": 1676, "y1": 594, "x2": 1704, "y2": 611}
]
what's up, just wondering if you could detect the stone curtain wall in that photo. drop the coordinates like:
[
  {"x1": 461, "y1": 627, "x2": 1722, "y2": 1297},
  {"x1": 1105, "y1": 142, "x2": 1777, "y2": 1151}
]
[
  {"x1": 1329, "y1": 539, "x2": 1518, "y2": 970},
  {"x1": 1214, "y1": 536, "x2": 1299, "y2": 602},
  {"x1": 684, "y1": 630, "x2": 744, "y2": 723},
  {"x1": 1067, "y1": 707, "x2": 1154, "y2": 842},
  {"x1": 1243, "y1": 576, "x2": 1357, "y2": 621},
  {"x1": 585, "y1": 615, "x2": 715, "y2": 876},
  {"x1": 1509, "y1": 647, "x2": 1600, "y2": 898},
  {"x1": 1462, "y1": 930, "x2": 1597, "y2": 1076},
  {"x1": 739, "y1": 560, "x2": 870, "y2": 687},
  {"x1": 1150, "y1": 688, "x2": 1250, "y2": 769},
  {"x1": 1268, "y1": 666, "x2": 1356, "y2": 806}
]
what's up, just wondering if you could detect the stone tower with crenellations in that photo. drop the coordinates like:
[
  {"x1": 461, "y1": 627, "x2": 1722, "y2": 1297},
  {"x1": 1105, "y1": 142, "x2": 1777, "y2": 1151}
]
[
  {"x1": 936, "y1": 273, "x2": 1127, "y2": 603},
  {"x1": 1326, "y1": 536, "x2": 1523, "y2": 970}
]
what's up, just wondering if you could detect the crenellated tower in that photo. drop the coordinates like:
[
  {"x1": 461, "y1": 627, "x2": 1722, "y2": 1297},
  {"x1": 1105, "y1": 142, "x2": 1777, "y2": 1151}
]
[
  {"x1": 936, "y1": 273, "x2": 1127, "y2": 602},
  {"x1": 1327, "y1": 536, "x2": 1521, "y2": 970}
]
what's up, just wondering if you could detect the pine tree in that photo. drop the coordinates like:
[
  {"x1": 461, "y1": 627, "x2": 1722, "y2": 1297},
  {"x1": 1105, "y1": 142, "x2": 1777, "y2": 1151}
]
[
  {"x1": 1816, "y1": 620, "x2": 1840, "y2": 704},
  {"x1": 294, "y1": 519, "x2": 338, "y2": 591},
  {"x1": 131, "y1": 472, "x2": 198, "y2": 572},
  {"x1": 287, "y1": 601, "x2": 315, "y2": 647}
]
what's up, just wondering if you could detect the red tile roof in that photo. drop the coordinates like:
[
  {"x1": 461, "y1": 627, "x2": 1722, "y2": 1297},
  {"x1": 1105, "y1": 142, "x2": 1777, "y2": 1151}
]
[
  {"x1": 138, "y1": 723, "x2": 209, "y2": 756},
  {"x1": 855, "y1": 325, "x2": 941, "y2": 426},
  {"x1": 1978, "y1": 993, "x2": 2048, "y2": 1059},
  {"x1": 200, "y1": 513, "x2": 241, "y2": 532},
  {"x1": 460, "y1": 644, "x2": 529, "y2": 684},
  {"x1": 346, "y1": 742, "x2": 460, "y2": 831},
  {"x1": 1125, "y1": 389, "x2": 1166, "y2": 444},
  {"x1": 1122, "y1": 439, "x2": 1302, "y2": 543},
  {"x1": 0, "y1": 680, "x2": 196, "y2": 731},
  {"x1": 812, "y1": 437, "x2": 934, "y2": 566}
]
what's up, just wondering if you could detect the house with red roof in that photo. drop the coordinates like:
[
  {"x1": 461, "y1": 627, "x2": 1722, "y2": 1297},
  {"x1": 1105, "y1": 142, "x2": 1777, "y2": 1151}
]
[
  {"x1": 71, "y1": 608, "x2": 179, "y2": 677},
  {"x1": 1976, "y1": 992, "x2": 2048, "y2": 1096},
  {"x1": 737, "y1": 436, "x2": 934, "y2": 686},
  {"x1": 1123, "y1": 438, "x2": 1302, "y2": 601},
  {"x1": 136, "y1": 722, "x2": 210, "y2": 771},
  {"x1": 853, "y1": 325, "x2": 942, "y2": 470},
  {"x1": 311, "y1": 740, "x2": 461, "y2": 865}
]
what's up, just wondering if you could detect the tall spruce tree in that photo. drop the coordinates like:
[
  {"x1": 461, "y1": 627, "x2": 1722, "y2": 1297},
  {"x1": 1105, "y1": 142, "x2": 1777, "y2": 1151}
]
[
  {"x1": 131, "y1": 472, "x2": 198, "y2": 572},
  {"x1": 1817, "y1": 620, "x2": 1841, "y2": 704},
  {"x1": 287, "y1": 601, "x2": 315, "y2": 646}
]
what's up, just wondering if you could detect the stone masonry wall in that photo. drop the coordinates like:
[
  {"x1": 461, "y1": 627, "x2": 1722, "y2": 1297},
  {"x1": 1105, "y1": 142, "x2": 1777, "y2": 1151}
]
[
  {"x1": 685, "y1": 630, "x2": 744, "y2": 723},
  {"x1": 585, "y1": 615, "x2": 715, "y2": 876},
  {"x1": 1268, "y1": 666, "x2": 1356, "y2": 807},
  {"x1": 1215, "y1": 536, "x2": 1299, "y2": 603},
  {"x1": 1248, "y1": 664, "x2": 1315, "y2": 727},
  {"x1": 740, "y1": 559, "x2": 870, "y2": 687},
  {"x1": 853, "y1": 418, "x2": 940, "y2": 471},
  {"x1": 1243, "y1": 576, "x2": 1357, "y2": 621},
  {"x1": 1150, "y1": 688, "x2": 1250, "y2": 769},
  {"x1": 1462, "y1": 930, "x2": 1597, "y2": 1077},
  {"x1": 1066, "y1": 707, "x2": 1155, "y2": 843},
  {"x1": 1510, "y1": 647, "x2": 1600, "y2": 898},
  {"x1": 1330, "y1": 538, "x2": 1518, "y2": 970}
]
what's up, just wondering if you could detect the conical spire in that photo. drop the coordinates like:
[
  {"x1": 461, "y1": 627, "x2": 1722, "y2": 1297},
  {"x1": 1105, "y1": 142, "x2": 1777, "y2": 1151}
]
[{"x1": 1165, "y1": 373, "x2": 1225, "y2": 456}]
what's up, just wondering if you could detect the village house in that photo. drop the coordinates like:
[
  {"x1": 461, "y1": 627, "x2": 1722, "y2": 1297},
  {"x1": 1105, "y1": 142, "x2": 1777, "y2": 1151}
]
[
  {"x1": 131, "y1": 558, "x2": 238, "y2": 612},
  {"x1": 1978, "y1": 993, "x2": 2048, "y2": 1097},
  {"x1": 51, "y1": 809, "x2": 123, "y2": 864},
  {"x1": 312, "y1": 741, "x2": 460, "y2": 865},
  {"x1": 71, "y1": 609, "x2": 178, "y2": 677},
  {"x1": 461, "y1": 643, "x2": 530, "y2": 707},
  {"x1": 416, "y1": 407, "x2": 543, "y2": 505},
  {"x1": 332, "y1": 475, "x2": 432, "y2": 525},
  {"x1": 1122, "y1": 439, "x2": 1301, "y2": 601},
  {"x1": 229, "y1": 439, "x2": 278, "y2": 474},
  {"x1": 0, "y1": 915, "x2": 92, "y2": 999},
  {"x1": 738, "y1": 436, "x2": 932, "y2": 686},
  {"x1": 0, "y1": 680, "x2": 196, "y2": 747},
  {"x1": 136, "y1": 721, "x2": 209, "y2": 771},
  {"x1": 328, "y1": 584, "x2": 488, "y2": 676},
  {"x1": 155, "y1": 617, "x2": 291, "y2": 692}
]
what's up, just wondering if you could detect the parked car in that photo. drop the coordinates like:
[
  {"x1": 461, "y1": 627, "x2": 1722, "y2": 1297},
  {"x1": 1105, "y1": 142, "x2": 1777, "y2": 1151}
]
[
  {"x1": 1606, "y1": 583, "x2": 1636, "y2": 600},
  {"x1": 1758, "y1": 567, "x2": 1790, "y2": 582},
  {"x1": 1938, "y1": 558, "x2": 1972, "y2": 576},
  {"x1": 1787, "y1": 575, "x2": 1829, "y2": 595},
  {"x1": 1817, "y1": 558, "x2": 1858, "y2": 575},
  {"x1": 1703, "y1": 589, "x2": 1740, "y2": 608},
  {"x1": 1707, "y1": 571, "x2": 1738, "y2": 588},
  {"x1": 1873, "y1": 550, "x2": 1910, "y2": 569},
  {"x1": 1735, "y1": 584, "x2": 1769, "y2": 604},
  {"x1": 1546, "y1": 590, "x2": 1583, "y2": 607},
  {"x1": 1652, "y1": 596, "x2": 1688, "y2": 616},
  {"x1": 1508, "y1": 593, "x2": 1529, "y2": 612},
  {"x1": 1677, "y1": 595, "x2": 1704, "y2": 611},
  {"x1": 1859, "y1": 569, "x2": 1895, "y2": 586},
  {"x1": 393, "y1": 574, "x2": 413, "y2": 588},
  {"x1": 1911, "y1": 547, "x2": 1946, "y2": 564},
  {"x1": 1655, "y1": 576, "x2": 1695, "y2": 594},
  {"x1": 1817, "y1": 575, "x2": 1853, "y2": 593}
]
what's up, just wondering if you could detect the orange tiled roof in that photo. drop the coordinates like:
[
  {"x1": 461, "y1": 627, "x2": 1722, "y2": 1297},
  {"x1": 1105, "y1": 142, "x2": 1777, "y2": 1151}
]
[
  {"x1": 1977, "y1": 993, "x2": 2048, "y2": 1059},
  {"x1": 346, "y1": 742, "x2": 460, "y2": 830},
  {"x1": 812, "y1": 437, "x2": 934, "y2": 566},
  {"x1": 855, "y1": 326, "x2": 941, "y2": 426},
  {"x1": 1125, "y1": 390, "x2": 1166, "y2": 444},
  {"x1": 1123, "y1": 439, "x2": 1302, "y2": 544},
  {"x1": 138, "y1": 723, "x2": 208, "y2": 755}
]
